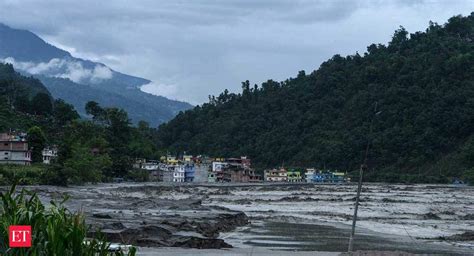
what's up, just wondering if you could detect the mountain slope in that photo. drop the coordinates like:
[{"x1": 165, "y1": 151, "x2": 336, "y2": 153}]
[
  {"x1": 0, "y1": 62, "x2": 52, "y2": 130},
  {"x1": 0, "y1": 23, "x2": 192, "y2": 125},
  {"x1": 156, "y1": 14, "x2": 474, "y2": 182}
]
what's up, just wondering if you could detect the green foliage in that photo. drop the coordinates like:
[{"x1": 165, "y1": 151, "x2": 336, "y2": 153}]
[
  {"x1": 27, "y1": 126, "x2": 47, "y2": 163},
  {"x1": 126, "y1": 169, "x2": 150, "y2": 182},
  {"x1": 0, "y1": 165, "x2": 45, "y2": 185},
  {"x1": 31, "y1": 92, "x2": 53, "y2": 116},
  {"x1": 0, "y1": 64, "x2": 158, "y2": 185},
  {"x1": 156, "y1": 13, "x2": 474, "y2": 183},
  {"x1": 63, "y1": 143, "x2": 112, "y2": 184},
  {"x1": 0, "y1": 184, "x2": 136, "y2": 255},
  {"x1": 463, "y1": 168, "x2": 474, "y2": 185},
  {"x1": 52, "y1": 99, "x2": 80, "y2": 127}
]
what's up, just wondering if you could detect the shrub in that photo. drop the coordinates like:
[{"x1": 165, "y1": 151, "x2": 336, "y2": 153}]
[{"x1": 0, "y1": 184, "x2": 136, "y2": 255}]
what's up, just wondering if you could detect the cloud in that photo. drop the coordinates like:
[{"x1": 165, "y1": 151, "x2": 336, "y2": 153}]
[
  {"x1": 1, "y1": 57, "x2": 113, "y2": 84},
  {"x1": 141, "y1": 82, "x2": 179, "y2": 100}
]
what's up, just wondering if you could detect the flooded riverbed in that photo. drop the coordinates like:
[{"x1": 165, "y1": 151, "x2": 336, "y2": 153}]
[{"x1": 18, "y1": 183, "x2": 474, "y2": 254}]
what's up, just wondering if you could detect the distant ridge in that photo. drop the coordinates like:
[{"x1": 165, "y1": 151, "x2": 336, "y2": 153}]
[{"x1": 0, "y1": 23, "x2": 192, "y2": 125}]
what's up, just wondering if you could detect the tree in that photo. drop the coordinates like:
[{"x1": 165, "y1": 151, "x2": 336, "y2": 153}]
[
  {"x1": 105, "y1": 108, "x2": 132, "y2": 177},
  {"x1": 53, "y1": 99, "x2": 80, "y2": 126},
  {"x1": 155, "y1": 13, "x2": 474, "y2": 183},
  {"x1": 31, "y1": 93, "x2": 53, "y2": 115},
  {"x1": 27, "y1": 126, "x2": 47, "y2": 163},
  {"x1": 64, "y1": 143, "x2": 112, "y2": 184},
  {"x1": 85, "y1": 101, "x2": 105, "y2": 123}
]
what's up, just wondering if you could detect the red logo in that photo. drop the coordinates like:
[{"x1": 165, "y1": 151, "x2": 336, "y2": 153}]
[{"x1": 9, "y1": 225, "x2": 31, "y2": 248}]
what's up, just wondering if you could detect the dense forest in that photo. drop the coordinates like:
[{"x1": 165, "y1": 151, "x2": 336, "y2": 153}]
[
  {"x1": 157, "y1": 14, "x2": 474, "y2": 183},
  {"x1": 0, "y1": 62, "x2": 159, "y2": 185}
]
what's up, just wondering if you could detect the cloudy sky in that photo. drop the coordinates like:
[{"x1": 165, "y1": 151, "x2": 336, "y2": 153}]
[{"x1": 0, "y1": 0, "x2": 472, "y2": 104}]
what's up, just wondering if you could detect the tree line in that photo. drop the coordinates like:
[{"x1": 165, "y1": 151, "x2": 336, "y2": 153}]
[{"x1": 156, "y1": 14, "x2": 474, "y2": 184}]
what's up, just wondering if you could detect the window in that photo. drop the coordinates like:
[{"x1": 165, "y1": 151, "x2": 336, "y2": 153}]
[{"x1": 4, "y1": 152, "x2": 8, "y2": 155}]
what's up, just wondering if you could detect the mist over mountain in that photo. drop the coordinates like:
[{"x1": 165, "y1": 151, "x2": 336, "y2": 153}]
[{"x1": 0, "y1": 23, "x2": 192, "y2": 125}]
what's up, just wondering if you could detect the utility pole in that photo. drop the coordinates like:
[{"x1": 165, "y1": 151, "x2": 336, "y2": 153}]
[{"x1": 348, "y1": 102, "x2": 379, "y2": 252}]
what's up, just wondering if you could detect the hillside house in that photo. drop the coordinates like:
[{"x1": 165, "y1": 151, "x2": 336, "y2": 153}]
[
  {"x1": 0, "y1": 132, "x2": 31, "y2": 165},
  {"x1": 42, "y1": 146, "x2": 58, "y2": 164}
]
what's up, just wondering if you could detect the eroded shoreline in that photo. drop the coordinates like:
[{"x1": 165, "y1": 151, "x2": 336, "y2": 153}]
[{"x1": 13, "y1": 182, "x2": 474, "y2": 254}]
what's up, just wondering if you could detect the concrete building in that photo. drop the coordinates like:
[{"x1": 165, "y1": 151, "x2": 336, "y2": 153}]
[
  {"x1": 184, "y1": 164, "x2": 195, "y2": 182},
  {"x1": 264, "y1": 168, "x2": 288, "y2": 182},
  {"x1": 0, "y1": 132, "x2": 31, "y2": 165},
  {"x1": 305, "y1": 169, "x2": 347, "y2": 183},
  {"x1": 42, "y1": 146, "x2": 58, "y2": 164},
  {"x1": 194, "y1": 163, "x2": 210, "y2": 183},
  {"x1": 208, "y1": 171, "x2": 216, "y2": 183},
  {"x1": 141, "y1": 161, "x2": 160, "y2": 171},
  {"x1": 173, "y1": 164, "x2": 185, "y2": 182},
  {"x1": 212, "y1": 161, "x2": 227, "y2": 172},
  {"x1": 287, "y1": 169, "x2": 304, "y2": 182}
]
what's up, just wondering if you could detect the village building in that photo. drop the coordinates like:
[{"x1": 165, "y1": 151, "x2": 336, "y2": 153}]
[
  {"x1": 223, "y1": 165, "x2": 249, "y2": 182},
  {"x1": 264, "y1": 168, "x2": 288, "y2": 182},
  {"x1": 212, "y1": 161, "x2": 227, "y2": 172},
  {"x1": 42, "y1": 146, "x2": 58, "y2": 164},
  {"x1": 193, "y1": 157, "x2": 211, "y2": 182},
  {"x1": 184, "y1": 164, "x2": 195, "y2": 182},
  {"x1": 141, "y1": 161, "x2": 160, "y2": 171},
  {"x1": 305, "y1": 169, "x2": 316, "y2": 183},
  {"x1": 287, "y1": 169, "x2": 304, "y2": 182},
  {"x1": 208, "y1": 171, "x2": 216, "y2": 182},
  {"x1": 132, "y1": 158, "x2": 146, "y2": 169},
  {"x1": 0, "y1": 132, "x2": 31, "y2": 165},
  {"x1": 173, "y1": 164, "x2": 185, "y2": 182},
  {"x1": 305, "y1": 169, "x2": 347, "y2": 183},
  {"x1": 183, "y1": 154, "x2": 193, "y2": 163},
  {"x1": 248, "y1": 169, "x2": 263, "y2": 182}
]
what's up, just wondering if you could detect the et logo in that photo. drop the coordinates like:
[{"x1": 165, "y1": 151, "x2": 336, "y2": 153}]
[{"x1": 9, "y1": 225, "x2": 31, "y2": 248}]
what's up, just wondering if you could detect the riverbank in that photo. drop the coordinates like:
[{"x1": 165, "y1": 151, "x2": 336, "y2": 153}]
[{"x1": 12, "y1": 182, "x2": 474, "y2": 254}]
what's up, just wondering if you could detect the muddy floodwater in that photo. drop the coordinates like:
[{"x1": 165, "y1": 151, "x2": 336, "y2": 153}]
[{"x1": 18, "y1": 183, "x2": 474, "y2": 254}]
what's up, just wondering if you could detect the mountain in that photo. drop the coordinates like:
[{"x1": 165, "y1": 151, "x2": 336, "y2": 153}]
[
  {"x1": 0, "y1": 23, "x2": 192, "y2": 126},
  {"x1": 156, "y1": 14, "x2": 474, "y2": 183}
]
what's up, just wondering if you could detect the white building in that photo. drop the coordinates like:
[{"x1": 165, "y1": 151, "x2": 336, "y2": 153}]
[
  {"x1": 173, "y1": 164, "x2": 185, "y2": 182},
  {"x1": 42, "y1": 146, "x2": 58, "y2": 164},
  {"x1": 212, "y1": 161, "x2": 227, "y2": 172},
  {"x1": 264, "y1": 168, "x2": 288, "y2": 182},
  {"x1": 141, "y1": 161, "x2": 159, "y2": 170}
]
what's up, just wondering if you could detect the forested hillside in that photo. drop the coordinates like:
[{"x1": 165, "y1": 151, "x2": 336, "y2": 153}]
[
  {"x1": 157, "y1": 14, "x2": 474, "y2": 183},
  {"x1": 0, "y1": 63, "x2": 53, "y2": 130},
  {"x1": 0, "y1": 62, "x2": 160, "y2": 185}
]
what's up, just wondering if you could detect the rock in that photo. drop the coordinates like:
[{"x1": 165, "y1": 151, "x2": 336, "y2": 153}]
[
  {"x1": 461, "y1": 214, "x2": 474, "y2": 220},
  {"x1": 103, "y1": 222, "x2": 126, "y2": 230},
  {"x1": 171, "y1": 236, "x2": 232, "y2": 249},
  {"x1": 197, "y1": 212, "x2": 249, "y2": 238},
  {"x1": 440, "y1": 231, "x2": 474, "y2": 241},
  {"x1": 92, "y1": 213, "x2": 113, "y2": 219},
  {"x1": 422, "y1": 212, "x2": 441, "y2": 220}
]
